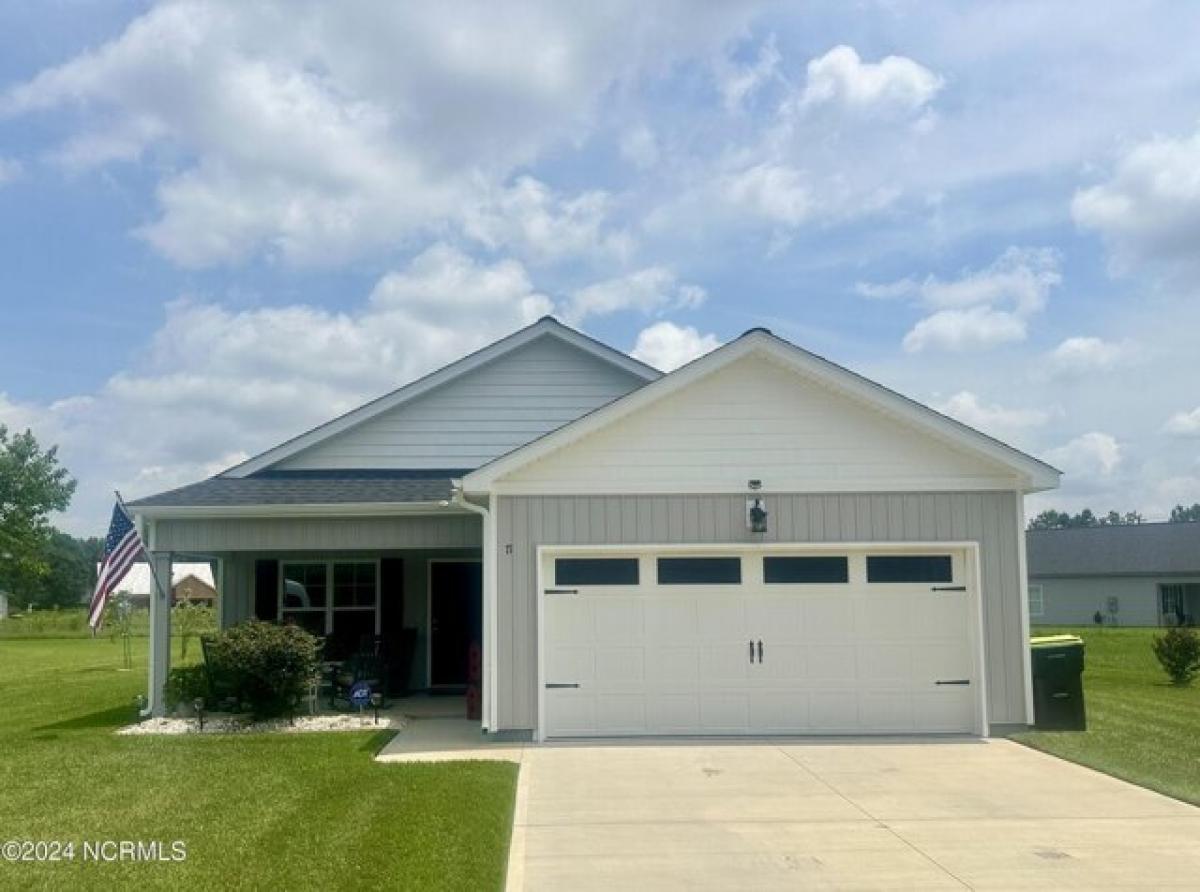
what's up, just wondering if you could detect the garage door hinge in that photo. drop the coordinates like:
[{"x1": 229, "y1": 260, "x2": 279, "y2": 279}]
[
  {"x1": 544, "y1": 588, "x2": 578, "y2": 595},
  {"x1": 935, "y1": 679, "x2": 971, "y2": 685},
  {"x1": 545, "y1": 683, "x2": 580, "y2": 689},
  {"x1": 931, "y1": 585, "x2": 967, "y2": 592}
]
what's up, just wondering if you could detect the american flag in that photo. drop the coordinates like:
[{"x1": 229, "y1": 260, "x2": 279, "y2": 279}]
[{"x1": 87, "y1": 500, "x2": 146, "y2": 630}]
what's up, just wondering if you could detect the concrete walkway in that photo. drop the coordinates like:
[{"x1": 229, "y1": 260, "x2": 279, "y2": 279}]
[{"x1": 504, "y1": 738, "x2": 1200, "y2": 890}]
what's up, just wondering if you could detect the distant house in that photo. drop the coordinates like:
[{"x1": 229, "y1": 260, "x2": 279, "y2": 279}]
[
  {"x1": 91, "y1": 562, "x2": 217, "y2": 609},
  {"x1": 0, "y1": 590, "x2": 9, "y2": 620},
  {"x1": 1027, "y1": 522, "x2": 1200, "y2": 626}
]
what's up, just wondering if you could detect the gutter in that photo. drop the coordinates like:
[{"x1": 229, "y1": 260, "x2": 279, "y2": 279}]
[
  {"x1": 131, "y1": 500, "x2": 462, "y2": 520},
  {"x1": 451, "y1": 483, "x2": 497, "y2": 734}
]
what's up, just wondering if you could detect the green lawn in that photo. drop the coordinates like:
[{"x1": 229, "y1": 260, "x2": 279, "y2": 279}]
[
  {"x1": 1015, "y1": 626, "x2": 1200, "y2": 805},
  {"x1": 0, "y1": 637, "x2": 517, "y2": 890}
]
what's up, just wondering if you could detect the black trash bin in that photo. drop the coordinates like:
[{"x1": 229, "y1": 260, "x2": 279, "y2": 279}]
[{"x1": 1030, "y1": 635, "x2": 1086, "y2": 730}]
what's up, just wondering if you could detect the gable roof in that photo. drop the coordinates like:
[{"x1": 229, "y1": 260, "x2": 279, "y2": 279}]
[
  {"x1": 463, "y1": 328, "x2": 1061, "y2": 493},
  {"x1": 224, "y1": 316, "x2": 660, "y2": 478},
  {"x1": 1028, "y1": 522, "x2": 1200, "y2": 577}
]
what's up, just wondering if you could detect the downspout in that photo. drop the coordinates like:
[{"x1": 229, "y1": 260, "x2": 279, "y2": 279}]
[{"x1": 451, "y1": 485, "x2": 497, "y2": 734}]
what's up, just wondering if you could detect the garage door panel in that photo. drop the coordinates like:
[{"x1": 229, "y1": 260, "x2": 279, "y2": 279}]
[
  {"x1": 595, "y1": 646, "x2": 645, "y2": 683},
  {"x1": 543, "y1": 545, "x2": 978, "y2": 738},
  {"x1": 699, "y1": 693, "x2": 749, "y2": 732}
]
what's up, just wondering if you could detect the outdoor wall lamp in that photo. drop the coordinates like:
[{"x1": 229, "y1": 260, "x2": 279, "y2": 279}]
[
  {"x1": 193, "y1": 697, "x2": 205, "y2": 731},
  {"x1": 747, "y1": 497, "x2": 768, "y2": 534}
]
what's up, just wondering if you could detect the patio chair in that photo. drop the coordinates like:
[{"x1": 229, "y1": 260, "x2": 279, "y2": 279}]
[{"x1": 329, "y1": 650, "x2": 389, "y2": 710}]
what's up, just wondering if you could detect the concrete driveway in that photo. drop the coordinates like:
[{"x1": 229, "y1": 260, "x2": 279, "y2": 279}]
[{"x1": 506, "y1": 738, "x2": 1200, "y2": 890}]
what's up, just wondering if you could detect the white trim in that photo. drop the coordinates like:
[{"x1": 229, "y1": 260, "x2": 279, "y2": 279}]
[
  {"x1": 426, "y1": 558, "x2": 483, "y2": 690},
  {"x1": 488, "y1": 478, "x2": 1026, "y2": 497},
  {"x1": 224, "y1": 318, "x2": 660, "y2": 478},
  {"x1": 1015, "y1": 491, "x2": 1035, "y2": 725},
  {"x1": 451, "y1": 491, "x2": 496, "y2": 731},
  {"x1": 132, "y1": 501, "x2": 457, "y2": 520},
  {"x1": 466, "y1": 331, "x2": 1060, "y2": 493},
  {"x1": 534, "y1": 540, "x2": 989, "y2": 742}
]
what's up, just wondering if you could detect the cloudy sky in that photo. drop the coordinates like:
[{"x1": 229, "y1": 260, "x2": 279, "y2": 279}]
[{"x1": 2, "y1": 0, "x2": 1199, "y2": 534}]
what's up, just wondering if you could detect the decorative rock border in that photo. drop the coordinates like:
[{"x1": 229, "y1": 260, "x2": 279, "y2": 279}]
[{"x1": 117, "y1": 713, "x2": 402, "y2": 735}]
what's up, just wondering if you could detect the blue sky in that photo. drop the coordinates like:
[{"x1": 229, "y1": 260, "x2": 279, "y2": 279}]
[{"x1": 2, "y1": 1, "x2": 1200, "y2": 533}]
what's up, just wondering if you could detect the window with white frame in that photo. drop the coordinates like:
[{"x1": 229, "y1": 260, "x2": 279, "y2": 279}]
[
  {"x1": 1028, "y1": 583, "x2": 1044, "y2": 618},
  {"x1": 279, "y1": 561, "x2": 379, "y2": 653}
]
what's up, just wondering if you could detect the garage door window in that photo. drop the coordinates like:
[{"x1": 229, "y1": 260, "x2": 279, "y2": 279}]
[
  {"x1": 764, "y1": 556, "x2": 849, "y2": 584},
  {"x1": 866, "y1": 555, "x2": 953, "y2": 583},
  {"x1": 555, "y1": 557, "x2": 639, "y2": 586},
  {"x1": 657, "y1": 557, "x2": 741, "y2": 584}
]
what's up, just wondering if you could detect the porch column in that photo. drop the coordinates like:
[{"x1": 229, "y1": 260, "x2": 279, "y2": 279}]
[{"x1": 147, "y1": 550, "x2": 173, "y2": 717}]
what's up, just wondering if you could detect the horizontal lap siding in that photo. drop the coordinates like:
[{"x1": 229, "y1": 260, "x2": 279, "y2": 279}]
[
  {"x1": 495, "y1": 491, "x2": 1025, "y2": 731},
  {"x1": 155, "y1": 515, "x2": 481, "y2": 552}
]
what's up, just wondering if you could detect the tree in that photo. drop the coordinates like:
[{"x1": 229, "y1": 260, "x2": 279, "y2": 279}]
[
  {"x1": 0, "y1": 426, "x2": 77, "y2": 600},
  {"x1": 1170, "y1": 503, "x2": 1200, "y2": 524},
  {"x1": 1027, "y1": 507, "x2": 1145, "y2": 530}
]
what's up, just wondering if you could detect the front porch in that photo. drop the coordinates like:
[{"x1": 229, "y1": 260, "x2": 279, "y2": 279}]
[{"x1": 140, "y1": 507, "x2": 487, "y2": 718}]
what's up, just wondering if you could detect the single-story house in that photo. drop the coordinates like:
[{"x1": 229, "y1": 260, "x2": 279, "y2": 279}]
[
  {"x1": 91, "y1": 562, "x2": 218, "y2": 609},
  {"x1": 128, "y1": 316, "x2": 1059, "y2": 737},
  {"x1": 1027, "y1": 522, "x2": 1200, "y2": 626}
]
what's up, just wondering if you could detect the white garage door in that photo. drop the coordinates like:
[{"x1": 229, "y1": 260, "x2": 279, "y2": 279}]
[{"x1": 541, "y1": 547, "x2": 981, "y2": 738}]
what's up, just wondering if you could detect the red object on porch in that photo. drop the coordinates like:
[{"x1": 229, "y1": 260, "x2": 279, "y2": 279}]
[{"x1": 466, "y1": 641, "x2": 482, "y2": 720}]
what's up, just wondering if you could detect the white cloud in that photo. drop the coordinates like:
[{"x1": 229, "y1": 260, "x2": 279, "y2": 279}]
[
  {"x1": 1164, "y1": 407, "x2": 1200, "y2": 437},
  {"x1": 721, "y1": 162, "x2": 812, "y2": 227},
  {"x1": 463, "y1": 176, "x2": 632, "y2": 265},
  {"x1": 932, "y1": 391, "x2": 1050, "y2": 436},
  {"x1": 797, "y1": 45, "x2": 943, "y2": 116},
  {"x1": 1045, "y1": 336, "x2": 1138, "y2": 377},
  {"x1": 2, "y1": 0, "x2": 760, "y2": 267},
  {"x1": 1045, "y1": 432, "x2": 1122, "y2": 480},
  {"x1": 0, "y1": 244, "x2": 553, "y2": 532},
  {"x1": 566, "y1": 267, "x2": 705, "y2": 323},
  {"x1": 619, "y1": 125, "x2": 659, "y2": 169},
  {"x1": 719, "y1": 35, "x2": 780, "y2": 111},
  {"x1": 1072, "y1": 127, "x2": 1200, "y2": 269},
  {"x1": 868, "y1": 247, "x2": 1061, "y2": 352},
  {"x1": 631, "y1": 321, "x2": 721, "y2": 371},
  {"x1": 902, "y1": 306, "x2": 1026, "y2": 353}
]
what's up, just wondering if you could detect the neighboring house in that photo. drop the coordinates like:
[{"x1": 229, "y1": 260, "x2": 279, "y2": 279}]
[
  {"x1": 128, "y1": 316, "x2": 1060, "y2": 737},
  {"x1": 93, "y1": 562, "x2": 217, "y2": 610},
  {"x1": 0, "y1": 590, "x2": 8, "y2": 620},
  {"x1": 1027, "y1": 522, "x2": 1200, "y2": 627}
]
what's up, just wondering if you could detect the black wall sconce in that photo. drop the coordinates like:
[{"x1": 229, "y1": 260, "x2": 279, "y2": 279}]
[{"x1": 747, "y1": 497, "x2": 768, "y2": 534}]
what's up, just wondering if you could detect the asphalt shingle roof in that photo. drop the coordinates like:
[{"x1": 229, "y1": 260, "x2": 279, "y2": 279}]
[
  {"x1": 125, "y1": 469, "x2": 470, "y2": 508},
  {"x1": 1027, "y1": 522, "x2": 1200, "y2": 577}
]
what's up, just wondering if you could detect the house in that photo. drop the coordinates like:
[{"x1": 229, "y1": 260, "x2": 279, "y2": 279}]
[
  {"x1": 0, "y1": 590, "x2": 9, "y2": 620},
  {"x1": 1027, "y1": 522, "x2": 1200, "y2": 627},
  {"x1": 127, "y1": 316, "x2": 1060, "y2": 737},
  {"x1": 93, "y1": 562, "x2": 218, "y2": 609}
]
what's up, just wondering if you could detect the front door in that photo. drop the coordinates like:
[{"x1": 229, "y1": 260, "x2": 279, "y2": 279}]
[{"x1": 429, "y1": 560, "x2": 482, "y2": 688}]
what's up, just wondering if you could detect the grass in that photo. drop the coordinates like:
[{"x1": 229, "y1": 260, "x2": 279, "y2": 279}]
[
  {"x1": 1015, "y1": 626, "x2": 1200, "y2": 805},
  {"x1": 0, "y1": 637, "x2": 517, "y2": 890}
]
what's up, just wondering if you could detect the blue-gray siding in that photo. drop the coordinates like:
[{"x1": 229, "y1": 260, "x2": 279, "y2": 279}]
[{"x1": 495, "y1": 491, "x2": 1028, "y2": 731}]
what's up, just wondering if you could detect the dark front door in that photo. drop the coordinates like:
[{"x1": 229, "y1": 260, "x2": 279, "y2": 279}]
[{"x1": 430, "y1": 561, "x2": 482, "y2": 688}]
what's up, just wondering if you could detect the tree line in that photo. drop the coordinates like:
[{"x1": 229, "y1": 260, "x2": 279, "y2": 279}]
[
  {"x1": 0, "y1": 425, "x2": 101, "y2": 610},
  {"x1": 1028, "y1": 504, "x2": 1200, "y2": 530}
]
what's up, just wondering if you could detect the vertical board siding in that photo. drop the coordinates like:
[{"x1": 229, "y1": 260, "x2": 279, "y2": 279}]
[
  {"x1": 495, "y1": 491, "x2": 1026, "y2": 731},
  {"x1": 156, "y1": 515, "x2": 481, "y2": 552}
]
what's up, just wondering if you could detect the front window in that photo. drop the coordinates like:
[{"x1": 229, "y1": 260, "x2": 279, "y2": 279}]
[{"x1": 279, "y1": 561, "x2": 379, "y2": 655}]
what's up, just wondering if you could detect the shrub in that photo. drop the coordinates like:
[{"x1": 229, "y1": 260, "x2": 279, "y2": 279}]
[
  {"x1": 204, "y1": 620, "x2": 322, "y2": 718},
  {"x1": 1152, "y1": 626, "x2": 1200, "y2": 686},
  {"x1": 164, "y1": 665, "x2": 210, "y2": 711}
]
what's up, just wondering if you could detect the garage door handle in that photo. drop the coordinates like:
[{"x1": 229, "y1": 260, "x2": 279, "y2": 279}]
[
  {"x1": 545, "y1": 683, "x2": 580, "y2": 689},
  {"x1": 757, "y1": 640, "x2": 763, "y2": 663},
  {"x1": 748, "y1": 640, "x2": 755, "y2": 663},
  {"x1": 931, "y1": 585, "x2": 966, "y2": 592},
  {"x1": 544, "y1": 588, "x2": 578, "y2": 595},
  {"x1": 935, "y1": 679, "x2": 971, "y2": 685}
]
